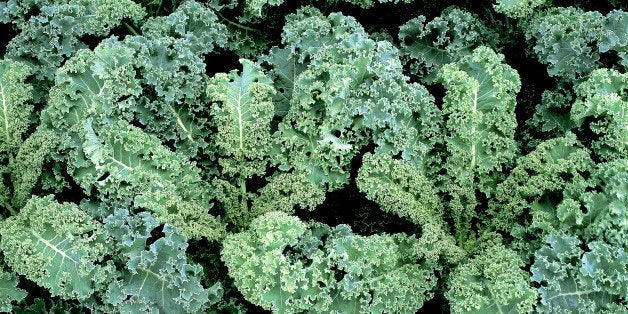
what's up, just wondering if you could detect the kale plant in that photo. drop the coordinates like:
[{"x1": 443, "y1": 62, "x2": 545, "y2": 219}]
[{"x1": 0, "y1": 0, "x2": 625, "y2": 313}]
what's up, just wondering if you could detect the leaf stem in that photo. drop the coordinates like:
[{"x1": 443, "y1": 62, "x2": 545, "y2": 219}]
[
  {"x1": 124, "y1": 22, "x2": 140, "y2": 36},
  {"x1": 2, "y1": 200, "x2": 16, "y2": 216},
  {"x1": 239, "y1": 177, "x2": 248, "y2": 213},
  {"x1": 216, "y1": 12, "x2": 258, "y2": 32},
  {"x1": 156, "y1": 0, "x2": 163, "y2": 16}
]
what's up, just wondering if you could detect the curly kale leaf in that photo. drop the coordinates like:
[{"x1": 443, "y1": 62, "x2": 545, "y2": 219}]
[
  {"x1": 582, "y1": 159, "x2": 627, "y2": 248},
  {"x1": 272, "y1": 7, "x2": 381, "y2": 189},
  {"x1": 0, "y1": 61, "x2": 57, "y2": 212},
  {"x1": 399, "y1": 7, "x2": 499, "y2": 83},
  {"x1": 527, "y1": 86, "x2": 576, "y2": 136},
  {"x1": 357, "y1": 153, "x2": 465, "y2": 263},
  {"x1": 525, "y1": 8, "x2": 628, "y2": 80},
  {"x1": 493, "y1": 0, "x2": 548, "y2": 19},
  {"x1": 525, "y1": 7, "x2": 603, "y2": 80},
  {"x1": 104, "y1": 210, "x2": 221, "y2": 313},
  {"x1": 0, "y1": 59, "x2": 32, "y2": 158},
  {"x1": 10, "y1": 130, "x2": 60, "y2": 209},
  {"x1": 0, "y1": 196, "x2": 113, "y2": 300},
  {"x1": 260, "y1": 47, "x2": 307, "y2": 118},
  {"x1": 357, "y1": 153, "x2": 442, "y2": 226},
  {"x1": 437, "y1": 46, "x2": 520, "y2": 182},
  {"x1": 249, "y1": 172, "x2": 326, "y2": 219},
  {"x1": 531, "y1": 235, "x2": 627, "y2": 313},
  {"x1": 446, "y1": 244, "x2": 537, "y2": 314},
  {"x1": 0, "y1": 267, "x2": 26, "y2": 312},
  {"x1": 41, "y1": 35, "x2": 224, "y2": 240},
  {"x1": 522, "y1": 158, "x2": 627, "y2": 250},
  {"x1": 353, "y1": 70, "x2": 441, "y2": 165},
  {"x1": 489, "y1": 134, "x2": 594, "y2": 232},
  {"x1": 207, "y1": 59, "x2": 275, "y2": 180},
  {"x1": 4, "y1": 0, "x2": 146, "y2": 84},
  {"x1": 141, "y1": 0, "x2": 227, "y2": 54},
  {"x1": 243, "y1": 0, "x2": 284, "y2": 20},
  {"x1": 82, "y1": 120, "x2": 224, "y2": 241},
  {"x1": 490, "y1": 139, "x2": 626, "y2": 263},
  {"x1": 0, "y1": 0, "x2": 58, "y2": 25},
  {"x1": 600, "y1": 10, "x2": 628, "y2": 68},
  {"x1": 207, "y1": 58, "x2": 293, "y2": 227},
  {"x1": 270, "y1": 7, "x2": 440, "y2": 190},
  {"x1": 41, "y1": 39, "x2": 141, "y2": 138},
  {"x1": 435, "y1": 46, "x2": 520, "y2": 244},
  {"x1": 241, "y1": 0, "x2": 414, "y2": 21},
  {"x1": 221, "y1": 211, "x2": 438, "y2": 314},
  {"x1": 571, "y1": 68, "x2": 628, "y2": 161},
  {"x1": 41, "y1": 2, "x2": 229, "y2": 161},
  {"x1": 133, "y1": 1, "x2": 227, "y2": 157}
]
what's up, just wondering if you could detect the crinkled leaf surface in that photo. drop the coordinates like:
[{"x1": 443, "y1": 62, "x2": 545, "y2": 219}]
[{"x1": 0, "y1": 196, "x2": 111, "y2": 300}]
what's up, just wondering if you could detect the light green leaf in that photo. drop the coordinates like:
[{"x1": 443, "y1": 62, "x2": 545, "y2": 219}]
[
  {"x1": 81, "y1": 121, "x2": 223, "y2": 240},
  {"x1": 437, "y1": 46, "x2": 520, "y2": 177},
  {"x1": 525, "y1": 7, "x2": 605, "y2": 80},
  {"x1": 262, "y1": 47, "x2": 306, "y2": 117},
  {"x1": 0, "y1": 268, "x2": 27, "y2": 312},
  {"x1": 0, "y1": 196, "x2": 112, "y2": 300},
  {"x1": 5, "y1": 0, "x2": 145, "y2": 82},
  {"x1": 357, "y1": 153, "x2": 442, "y2": 226},
  {"x1": 207, "y1": 59, "x2": 275, "y2": 179},
  {"x1": 494, "y1": 0, "x2": 547, "y2": 18},
  {"x1": 399, "y1": 7, "x2": 498, "y2": 82},
  {"x1": 0, "y1": 59, "x2": 32, "y2": 157},
  {"x1": 532, "y1": 235, "x2": 625, "y2": 313},
  {"x1": 222, "y1": 212, "x2": 438, "y2": 314},
  {"x1": 104, "y1": 210, "x2": 219, "y2": 313},
  {"x1": 572, "y1": 68, "x2": 628, "y2": 161}
]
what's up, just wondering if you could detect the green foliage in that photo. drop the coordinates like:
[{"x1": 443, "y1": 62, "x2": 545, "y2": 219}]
[
  {"x1": 1, "y1": 198, "x2": 222, "y2": 313},
  {"x1": 208, "y1": 59, "x2": 274, "y2": 177},
  {"x1": 2, "y1": 0, "x2": 146, "y2": 85},
  {"x1": 532, "y1": 235, "x2": 627, "y2": 313},
  {"x1": 270, "y1": 7, "x2": 441, "y2": 191},
  {"x1": 221, "y1": 211, "x2": 439, "y2": 313},
  {"x1": 493, "y1": 0, "x2": 548, "y2": 18},
  {"x1": 489, "y1": 134, "x2": 594, "y2": 232},
  {"x1": 437, "y1": 46, "x2": 520, "y2": 184},
  {"x1": 0, "y1": 196, "x2": 112, "y2": 300},
  {"x1": 241, "y1": 0, "x2": 416, "y2": 21},
  {"x1": 436, "y1": 46, "x2": 520, "y2": 244},
  {"x1": 104, "y1": 210, "x2": 221, "y2": 313},
  {"x1": 36, "y1": 3, "x2": 228, "y2": 240},
  {"x1": 357, "y1": 153, "x2": 442, "y2": 226},
  {"x1": 446, "y1": 244, "x2": 537, "y2": 313},
  {"x1": 582, "y1": 159, "x2": 627, "y2": 248},
  {"x1": 207, "y1": 59, "x2": 325, "y2": 227},
  {"x1": 0, "y1": 268, "x2": 26, "y2": 312},
  {"x1": 0, "y1": 60, "x2": 57, "y2": 215},
  {"x1": 83, "y1": 120, "x2": 224, "y2": 240},
  {"x1": 600, "y1": 10, "x2": 628, "y2": 68},
  {"x1": 357, "y1": 153, "x2": 465, "y2": 263},
  {"x1": 527, "y1": 85, "x2": 576, "y2": 137},
  {"x1": 399, "y1": 7, "x2": 499, "y2": 83},
  {"x1": 249, "y1": 172, "x2": 326, "y2": 219},
  {"x1": 261, "y1": 47, "x2": 307, "y2": 117},
  {"x1": 10, "y1": 131, "x2": 59, "y2": 208},
  {"x1": 571, "y1": 68, "x2": 628, "y2": 161},
  {"x1": 0, "y1": 0, "x2": 626, "y2": 312},
  {"x1": 39, "y1": 39, "x2": 224, "y2": 240},
  {"x1": 244, "y1": 0, "x2": 284, "y2": 19},
  {"x1": 0, "y1": 60, "x2": 32, "y2": 156},
  {"x1": 525, "y1": 7, "x2": 628, "y2": 80}
]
